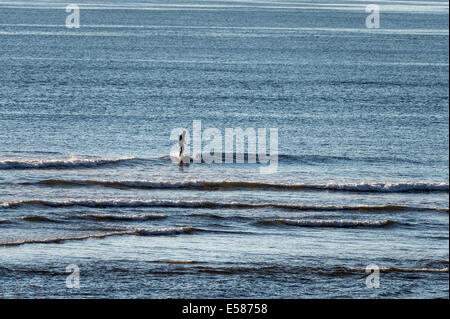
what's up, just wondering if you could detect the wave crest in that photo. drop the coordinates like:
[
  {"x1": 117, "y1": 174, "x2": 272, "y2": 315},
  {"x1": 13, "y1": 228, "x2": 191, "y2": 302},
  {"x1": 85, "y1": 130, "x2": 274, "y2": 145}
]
[
  {"x1": 1, "y1": 199, "x2": 446, "y2": 212},
  {"x1": 0, "y1": 226, "x2": 195, "y2": 246},
  {"x1": 77, "y1": 213, "x2": 167, "y2": 221},
  {"x1": 31, "y1": 179, "x2": 449, "y2": 193},
  {"x1": 258, "y1": 218, "x2": 396, "y2": 228},
  {"x1": 0, "y1": 157, "x2": 137, "y2": 170}
]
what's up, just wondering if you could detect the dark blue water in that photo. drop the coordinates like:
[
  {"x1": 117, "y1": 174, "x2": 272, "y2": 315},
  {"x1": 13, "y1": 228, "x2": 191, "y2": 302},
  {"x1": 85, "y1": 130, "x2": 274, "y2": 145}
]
[{"x1": 0, "y1": 0, "x2": 448, "y2": 298}]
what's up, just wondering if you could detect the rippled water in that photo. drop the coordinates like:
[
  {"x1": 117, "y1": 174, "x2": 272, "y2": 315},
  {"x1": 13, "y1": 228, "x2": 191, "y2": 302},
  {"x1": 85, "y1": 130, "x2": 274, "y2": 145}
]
[{"x1": 0, "y1": 0, "x2": 448, "y2": 298}]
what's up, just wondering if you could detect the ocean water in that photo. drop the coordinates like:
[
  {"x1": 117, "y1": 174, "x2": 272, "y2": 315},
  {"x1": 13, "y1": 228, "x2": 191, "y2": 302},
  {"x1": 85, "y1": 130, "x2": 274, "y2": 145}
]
[{"x1": 0, "y1": 0, "x2": 448, "y2": 298}]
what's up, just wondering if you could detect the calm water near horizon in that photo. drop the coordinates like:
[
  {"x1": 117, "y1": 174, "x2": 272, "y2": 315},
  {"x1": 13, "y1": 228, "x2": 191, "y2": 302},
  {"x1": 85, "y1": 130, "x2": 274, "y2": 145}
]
[{"x1": 0, "y1": 0, "x2": 448, "y2": 298}]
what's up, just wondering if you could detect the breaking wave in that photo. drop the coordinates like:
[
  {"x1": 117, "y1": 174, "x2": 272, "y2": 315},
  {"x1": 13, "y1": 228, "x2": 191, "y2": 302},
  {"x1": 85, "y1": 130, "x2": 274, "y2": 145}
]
[
  {"x1": 190, "y1": 265, "x2": 449, "y2": 275},
  {"x1": 0, "y1": 152, "x2": 433, "y2": 171},
  {"x1": 29, "y1": 179, "x2": 449, "y2": 193},
  {"x1": 0, "y1": 226, "x2": 195, "y2": 247},
  {"x1": 0, "y1": 157, "x2": 138, "y2": 170},
  {"x1": 256, "y1": 218, "x2": 396, "y2": 228},
  {"x1": 378, "y1": 267, "x2": 449, "y2": 273},
  {"x1": 1, "y1": 199, "x2": 447, "y2": 212},
  {"x1": 150, "y1": 260, "x2": 208, "y2": 265},
  {"x1": 76, "y1": 213, "x2": 168, "y2": 221}
]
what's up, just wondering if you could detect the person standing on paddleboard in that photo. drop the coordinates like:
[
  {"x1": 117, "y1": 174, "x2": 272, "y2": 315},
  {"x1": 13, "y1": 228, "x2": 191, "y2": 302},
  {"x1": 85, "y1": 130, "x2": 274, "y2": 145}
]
[{"x1": 179, "y1": 131, "x2": 186, "y2": 157}]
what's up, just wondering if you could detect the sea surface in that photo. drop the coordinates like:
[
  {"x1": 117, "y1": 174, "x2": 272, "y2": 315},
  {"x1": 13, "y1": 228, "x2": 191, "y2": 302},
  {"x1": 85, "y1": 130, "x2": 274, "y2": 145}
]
[{"x1": 0, "y1": 0, "x2": 448, "y2": 298}]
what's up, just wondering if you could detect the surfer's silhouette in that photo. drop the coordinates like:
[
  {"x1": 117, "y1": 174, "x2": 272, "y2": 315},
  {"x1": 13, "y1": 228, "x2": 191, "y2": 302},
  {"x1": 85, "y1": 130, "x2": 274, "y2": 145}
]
[{"x1": 179, "y1": 131, "x2": 186, "y2": 158}]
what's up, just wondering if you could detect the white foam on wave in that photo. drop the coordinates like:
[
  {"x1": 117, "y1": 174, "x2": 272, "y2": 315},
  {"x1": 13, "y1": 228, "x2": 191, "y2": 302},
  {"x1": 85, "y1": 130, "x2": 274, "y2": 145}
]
[
  {"x1": 0, "y1": 28, "x2": 446, "y2": 38},
  {"x1": 0, "y1": 157, "x2": 135, "y2": 169},
  {"x1": 81, "y1": 213, "x2": 168, "y2": 221},
  {"x1": 0, "y1": 226, "x2": 194, "y2": 246},
  {"x1": 33, "y1": 179, "x2": 449, "y2": 193},
  {"x1": 0, "y1": 1, "x2": 447, "y2": 13},
  {"x1": 1, "y1": 198, "x2": 447, "y2": 212},
  {"x1": 378, "y1": 266, "x2": 449, "y2": 273},
  {"x1": 93, "y1": 180, "x2": 207, "y2": 189},
  {"x1": 0, "y1": 24, "x2": 448, "y2": 35},
  {"x1": 130, "y1": 180, "x2": 447, "y2": 193},
  {"x1": 315, "y1": 181, "x2": 449, "y2": 193},
  {"x1": 134, "y1": 226, "x2": 195, "y2": 236},
  {"x1": 276, "y1": 218, "x2": 394, "y2": 227}
]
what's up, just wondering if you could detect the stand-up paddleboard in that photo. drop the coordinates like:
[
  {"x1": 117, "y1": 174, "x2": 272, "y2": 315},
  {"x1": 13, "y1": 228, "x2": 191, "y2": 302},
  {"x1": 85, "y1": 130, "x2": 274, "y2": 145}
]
[
  {"x1": 178, "y1": 155, "x2": 190, "y2": 165},
  {"x1": 169, "y1": 153, "x2": 190, "y2": 165}
]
